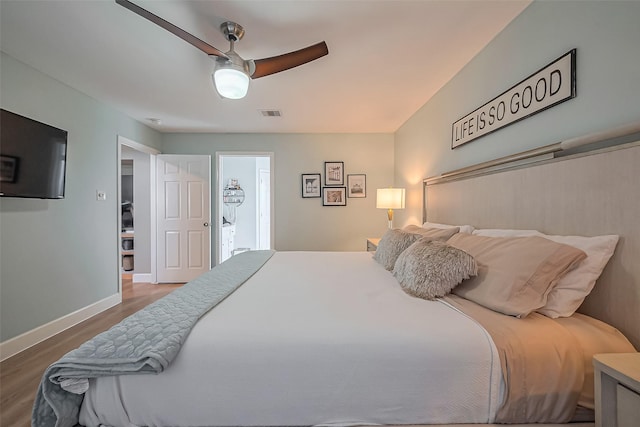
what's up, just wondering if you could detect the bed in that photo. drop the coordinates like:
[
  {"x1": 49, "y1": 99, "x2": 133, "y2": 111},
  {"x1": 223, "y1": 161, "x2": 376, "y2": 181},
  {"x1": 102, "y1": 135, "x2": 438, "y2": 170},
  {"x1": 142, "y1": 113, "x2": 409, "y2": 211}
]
[{"x1": 33, "y1": 126, "x2": 640, "y2": 427}]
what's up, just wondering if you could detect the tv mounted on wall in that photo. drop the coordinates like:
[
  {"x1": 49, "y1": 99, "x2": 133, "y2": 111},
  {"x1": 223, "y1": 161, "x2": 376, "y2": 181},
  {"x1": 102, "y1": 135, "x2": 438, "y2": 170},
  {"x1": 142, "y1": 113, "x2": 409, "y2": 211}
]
[{"x1": 0, "y1": 109, "x2": 68, "y2": 199}]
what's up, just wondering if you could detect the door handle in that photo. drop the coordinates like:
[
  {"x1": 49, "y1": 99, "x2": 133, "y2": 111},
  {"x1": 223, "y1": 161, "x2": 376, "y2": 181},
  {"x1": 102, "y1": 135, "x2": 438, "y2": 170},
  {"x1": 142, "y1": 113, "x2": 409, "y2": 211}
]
[{"x1": 204, "y1": 222, "x2": 209, "y2": 227}]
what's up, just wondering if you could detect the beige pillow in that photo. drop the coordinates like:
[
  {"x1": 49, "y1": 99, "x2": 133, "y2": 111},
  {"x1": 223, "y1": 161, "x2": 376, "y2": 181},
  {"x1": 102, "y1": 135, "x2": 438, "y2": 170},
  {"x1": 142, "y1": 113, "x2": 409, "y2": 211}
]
[
  {"x1": 373, "y1": 229, "x2": 422, "y2": 270},
  {"x1": 403, "y1": 224, "x2": 460, "y2": 240},
  {"x1": 423, "y1": 221, "x2": 475, "y2": 235},
  {"x1": 393, "y1": 239, "x2": 477, "y2": 300},
  {"x1": 472, "y1": 228, "x2": 619, "y2": 318},
  {"x1": 447, "y1": 233, "x2": 587, "y2": 317}
]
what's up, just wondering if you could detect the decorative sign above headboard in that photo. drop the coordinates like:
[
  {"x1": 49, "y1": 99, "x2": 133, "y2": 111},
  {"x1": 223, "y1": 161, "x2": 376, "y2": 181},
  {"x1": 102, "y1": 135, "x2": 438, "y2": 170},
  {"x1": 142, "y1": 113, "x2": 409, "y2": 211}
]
[{"x1": 452, "y1": 49, "x2": 576, "y2": 149}]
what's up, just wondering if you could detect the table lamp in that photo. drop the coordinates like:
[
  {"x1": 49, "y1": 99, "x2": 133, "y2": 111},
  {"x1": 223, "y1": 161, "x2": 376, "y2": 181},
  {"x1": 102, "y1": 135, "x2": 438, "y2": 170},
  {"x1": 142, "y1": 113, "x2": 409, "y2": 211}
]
[{"x1": 376, "y1": 188, "x2": 405, "y2": 229}]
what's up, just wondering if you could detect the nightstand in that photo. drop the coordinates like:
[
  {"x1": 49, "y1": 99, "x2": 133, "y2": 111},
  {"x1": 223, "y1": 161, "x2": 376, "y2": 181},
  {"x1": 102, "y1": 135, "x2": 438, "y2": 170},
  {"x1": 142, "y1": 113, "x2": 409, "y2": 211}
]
[
  {"x1": 593, "y1": 353, "x2": 640, "y2": 427},
  {"x1": 367, "y1": 238, "x2": 380, "y2": 252}
]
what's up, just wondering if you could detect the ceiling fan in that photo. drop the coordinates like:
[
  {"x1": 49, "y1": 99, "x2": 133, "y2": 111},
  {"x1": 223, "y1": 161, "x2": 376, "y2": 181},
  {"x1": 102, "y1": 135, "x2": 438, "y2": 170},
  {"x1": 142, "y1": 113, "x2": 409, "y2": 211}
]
[{"x1": 115, "y1": 0, "x2": 329, "y2": 99}]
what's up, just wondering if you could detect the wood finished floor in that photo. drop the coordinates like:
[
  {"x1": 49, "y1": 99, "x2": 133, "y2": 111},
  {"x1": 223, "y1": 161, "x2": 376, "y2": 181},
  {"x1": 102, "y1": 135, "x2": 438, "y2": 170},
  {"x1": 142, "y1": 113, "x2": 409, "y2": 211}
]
[{"x1": 0, "y1": 276, "x2": 183, "y2": 427}]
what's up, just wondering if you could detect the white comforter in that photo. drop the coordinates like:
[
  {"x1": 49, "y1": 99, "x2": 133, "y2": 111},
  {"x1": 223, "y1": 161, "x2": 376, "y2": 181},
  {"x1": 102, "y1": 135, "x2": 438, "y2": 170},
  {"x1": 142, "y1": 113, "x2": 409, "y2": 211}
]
[{"x1": 80, "y1": 251, "x2": 502, "y2": 426}]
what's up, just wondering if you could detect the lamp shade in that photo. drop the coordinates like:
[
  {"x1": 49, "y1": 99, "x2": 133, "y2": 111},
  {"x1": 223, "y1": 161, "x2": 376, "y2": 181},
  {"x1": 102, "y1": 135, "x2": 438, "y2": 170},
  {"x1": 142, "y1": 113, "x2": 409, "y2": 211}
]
[
  {"x1": 376, "y1": 188, "x2": 405, "y2": 209},
  {"x1": 213, "y1": 68, "x2": 250, "y2": 99}
]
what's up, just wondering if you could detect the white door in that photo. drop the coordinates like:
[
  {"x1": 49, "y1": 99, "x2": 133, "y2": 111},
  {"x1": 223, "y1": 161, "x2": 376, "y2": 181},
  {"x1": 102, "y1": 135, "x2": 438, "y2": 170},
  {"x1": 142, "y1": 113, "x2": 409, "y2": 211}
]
[
  {"x1": 156, "y1": 154, "x2": 211, "y2": 283},
  {"x1": 258, "y1": 169, "x2": 270, "y2": 250}
]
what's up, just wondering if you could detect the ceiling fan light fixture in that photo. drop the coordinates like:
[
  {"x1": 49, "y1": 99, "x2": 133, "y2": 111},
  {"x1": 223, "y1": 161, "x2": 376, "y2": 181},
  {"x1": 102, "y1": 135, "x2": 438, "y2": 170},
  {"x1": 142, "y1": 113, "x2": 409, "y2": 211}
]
[
  {"x1": 116, "y1": 2, "x2": 328, "y2": 100},
  {"x1": 213, "y1": 67, "x2": 249, "y2": 99}
]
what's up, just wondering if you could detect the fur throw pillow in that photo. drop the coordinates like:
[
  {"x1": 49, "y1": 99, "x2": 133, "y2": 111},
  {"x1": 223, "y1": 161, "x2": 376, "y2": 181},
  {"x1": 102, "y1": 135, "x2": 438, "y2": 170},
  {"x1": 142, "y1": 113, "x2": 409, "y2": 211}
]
[
  {"x1": 393, "y1": 239, "x2": 477, "y2": 300},
  {"x1": 373, "y1": 229, "x2": 422, "y2": 270}
]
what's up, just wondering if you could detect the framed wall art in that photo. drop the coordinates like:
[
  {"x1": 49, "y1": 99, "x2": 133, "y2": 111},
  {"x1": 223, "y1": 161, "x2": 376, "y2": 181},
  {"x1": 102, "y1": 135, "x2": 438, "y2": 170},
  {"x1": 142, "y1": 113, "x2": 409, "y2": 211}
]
[
  {"x1": 324, "y1": 161, "x2": 344, "y2": 186},
  {"x1": 451, "y1": 49, "x2": 577, "y2": 148},
  {"x1": 322, "y1": 187, "x2": 347, "y2": 206},
  {"x1": 301, "y1": 173, "x2": 321, "y2": 198},
  {"x1": 347, "y1": 174, "x2": 366, "y2": 198}
]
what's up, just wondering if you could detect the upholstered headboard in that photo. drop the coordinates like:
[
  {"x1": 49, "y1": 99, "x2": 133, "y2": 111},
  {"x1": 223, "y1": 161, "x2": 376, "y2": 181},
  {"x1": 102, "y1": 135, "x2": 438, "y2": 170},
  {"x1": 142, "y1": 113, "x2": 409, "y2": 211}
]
[{"x1": 423, "y1": 125, "x2": 640, "y2": 349}]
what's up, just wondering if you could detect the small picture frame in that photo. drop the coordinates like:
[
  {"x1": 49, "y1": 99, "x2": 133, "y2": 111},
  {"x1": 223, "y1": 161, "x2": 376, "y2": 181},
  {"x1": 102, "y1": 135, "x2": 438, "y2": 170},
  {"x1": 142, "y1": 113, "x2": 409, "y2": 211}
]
[
  {"x1": 347, "y1": 174, "x2": 366, "y2": 198},
  {"x1": 0, "y1": 155, "x2": 18, "y2": 183},
  {"x1": 324, "y1": 161, "x2": 344, "y2": 186},
  {"x1": 301, "y1": 173, "x2": 321, "y2": 198},
  {"x1": 322, "y1": 187, "x2": 347, "y2": 206}
]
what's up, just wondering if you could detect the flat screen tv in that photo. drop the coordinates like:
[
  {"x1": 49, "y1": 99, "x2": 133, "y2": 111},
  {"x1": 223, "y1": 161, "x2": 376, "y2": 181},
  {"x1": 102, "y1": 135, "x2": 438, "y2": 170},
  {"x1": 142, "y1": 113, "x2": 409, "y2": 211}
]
[{"x1": 0, "y1": 109, "x2": 68, "y2": 199}]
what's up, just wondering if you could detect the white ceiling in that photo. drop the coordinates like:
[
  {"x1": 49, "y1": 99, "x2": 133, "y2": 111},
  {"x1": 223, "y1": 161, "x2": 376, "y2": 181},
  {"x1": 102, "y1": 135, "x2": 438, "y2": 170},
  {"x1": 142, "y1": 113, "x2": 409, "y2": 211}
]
[{"x1": 0, "y1": 0, "x2": 531, "y2": 134}]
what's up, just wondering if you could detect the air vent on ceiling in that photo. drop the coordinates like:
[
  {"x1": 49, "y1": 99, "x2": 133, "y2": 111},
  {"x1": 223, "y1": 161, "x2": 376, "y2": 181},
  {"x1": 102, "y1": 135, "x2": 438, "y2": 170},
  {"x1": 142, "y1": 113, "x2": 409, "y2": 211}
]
[{"x1": 260, "y1": 109, "x2": 282, "y2": 117}]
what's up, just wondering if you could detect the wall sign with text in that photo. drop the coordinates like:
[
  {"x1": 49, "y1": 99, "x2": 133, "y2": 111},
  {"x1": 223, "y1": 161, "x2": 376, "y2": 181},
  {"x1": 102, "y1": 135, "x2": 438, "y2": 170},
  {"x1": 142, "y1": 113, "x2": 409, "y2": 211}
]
[{"x1": 452, "y1": 49, "x2": 576, "y2": 149}]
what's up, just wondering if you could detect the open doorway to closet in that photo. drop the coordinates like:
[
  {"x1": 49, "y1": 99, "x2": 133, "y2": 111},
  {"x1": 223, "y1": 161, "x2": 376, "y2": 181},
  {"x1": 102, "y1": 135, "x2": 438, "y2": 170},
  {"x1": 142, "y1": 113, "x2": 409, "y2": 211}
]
[
  {"x1": 216, "y1": 152, "x2": 274, "y2": 265},
  {"x1": 117, "y1": 136, "x2": 160, "y2": 291}
]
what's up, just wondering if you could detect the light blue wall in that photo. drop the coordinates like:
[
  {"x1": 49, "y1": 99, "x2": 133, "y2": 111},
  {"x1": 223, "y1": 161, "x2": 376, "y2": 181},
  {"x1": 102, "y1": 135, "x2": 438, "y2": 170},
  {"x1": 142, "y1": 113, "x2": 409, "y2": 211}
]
[
  {"x1": 395, "y1": 0, "x2": 640, "y2": 226},
  {"x1": 0, "y1": 53, "x2": 162, "y2": 341},
  {"x1": 162, "y1": 133, "x2": 395, "y2": 254}
]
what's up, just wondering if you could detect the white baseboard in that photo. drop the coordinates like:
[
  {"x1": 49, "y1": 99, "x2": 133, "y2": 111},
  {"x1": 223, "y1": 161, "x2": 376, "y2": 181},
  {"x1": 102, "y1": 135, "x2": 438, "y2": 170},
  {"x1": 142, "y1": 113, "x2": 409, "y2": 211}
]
[
  {"x1": 132, "y1": 273, "x2": 152, "y2": 283},
  {"x1": 0, "y1": 293, "x2": 122, "y2": 361}
]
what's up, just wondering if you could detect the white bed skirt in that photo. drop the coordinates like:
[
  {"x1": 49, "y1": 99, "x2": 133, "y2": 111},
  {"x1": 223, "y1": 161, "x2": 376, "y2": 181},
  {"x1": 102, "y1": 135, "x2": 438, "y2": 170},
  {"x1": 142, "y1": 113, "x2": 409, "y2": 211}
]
[{"x1": 80, "y1": 251, "x2": 503, "y2": 426}]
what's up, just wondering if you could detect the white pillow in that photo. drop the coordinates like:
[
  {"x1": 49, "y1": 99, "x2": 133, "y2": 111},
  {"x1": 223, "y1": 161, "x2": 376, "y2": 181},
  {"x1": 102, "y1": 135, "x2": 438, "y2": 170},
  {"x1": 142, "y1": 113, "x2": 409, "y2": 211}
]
[
  {"x1": 422, "y1": 221, "x2": 475, "y2": 235},
  {"x1": 472, "y1": 228, "x2": 619, "y2": 317}
]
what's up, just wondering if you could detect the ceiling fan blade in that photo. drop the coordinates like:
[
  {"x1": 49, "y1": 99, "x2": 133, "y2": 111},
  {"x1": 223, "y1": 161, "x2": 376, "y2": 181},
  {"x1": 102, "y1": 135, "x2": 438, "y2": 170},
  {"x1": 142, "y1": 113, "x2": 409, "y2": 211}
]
[
  {"x1": 115, "y1": 0, "x2": 228, "y2": 58},
  {"x1": 250, "y1": 41, "x2": 328, "y2": 79}
]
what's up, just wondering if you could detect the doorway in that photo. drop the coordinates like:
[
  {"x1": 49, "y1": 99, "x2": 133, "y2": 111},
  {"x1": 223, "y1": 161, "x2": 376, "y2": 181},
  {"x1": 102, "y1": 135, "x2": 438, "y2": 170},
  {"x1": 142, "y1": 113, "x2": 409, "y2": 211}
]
[
  {"x1": 216, "y1": 152, "x2": 274, "y2": 265},
  {"x1": 117, "y1": 136, "x2": 160, "y2": 292}
]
